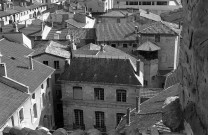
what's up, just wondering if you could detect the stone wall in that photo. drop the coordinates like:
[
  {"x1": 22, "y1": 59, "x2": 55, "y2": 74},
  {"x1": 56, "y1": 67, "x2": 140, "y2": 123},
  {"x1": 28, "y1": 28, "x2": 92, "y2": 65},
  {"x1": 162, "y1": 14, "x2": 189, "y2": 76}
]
[{"x1": 179, "y1": 0, "x2": 208, "y2": 134}]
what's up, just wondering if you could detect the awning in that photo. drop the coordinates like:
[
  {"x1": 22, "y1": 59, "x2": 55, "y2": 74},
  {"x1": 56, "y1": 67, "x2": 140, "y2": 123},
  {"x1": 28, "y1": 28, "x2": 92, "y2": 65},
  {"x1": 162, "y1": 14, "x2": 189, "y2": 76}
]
[{"x1": 137, "y1": 41, "x2": 161, "y2": 51}]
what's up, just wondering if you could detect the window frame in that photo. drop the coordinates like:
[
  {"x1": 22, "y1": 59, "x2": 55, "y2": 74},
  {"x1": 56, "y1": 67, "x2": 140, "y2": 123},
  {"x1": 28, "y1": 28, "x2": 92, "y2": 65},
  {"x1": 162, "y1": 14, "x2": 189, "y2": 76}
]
[
  {"x1": 33, "y1": 103, "x2": 38, "y2": 118},
  {"x1": 94, "y1": 88, "x2": 104, "y2": 100},
  {"x1": 54, "y1": 61, "x2": 60, "y2": 69},
  {"x1": 19, "y1": 108, "x2": 24, "y2": 123},
  {"x1": 123, "y1": 43, "x2": 128, "y2": 48},
  {"x1": 116, "y1": 89, "x2": 127, "y2": 102},
  {"x1": 74, "y1": 109, "x2": 84, "y2": 126},
  {"x1": 116, "y1": 113, "x2": 125, "y2": 125},
  {"x1": 95, "y1": 111, "x2": 105, "y2": 128}
]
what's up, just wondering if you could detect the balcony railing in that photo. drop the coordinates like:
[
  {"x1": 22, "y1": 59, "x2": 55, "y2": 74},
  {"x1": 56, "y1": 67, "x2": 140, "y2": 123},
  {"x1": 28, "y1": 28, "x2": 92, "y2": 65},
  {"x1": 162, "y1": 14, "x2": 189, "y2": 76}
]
[
  {"x1": 94, "y1": 125, "x2": 106, "y2": 132},
  {"x1": 73, "y1": 123, "x2": 85, "y2": 130}
]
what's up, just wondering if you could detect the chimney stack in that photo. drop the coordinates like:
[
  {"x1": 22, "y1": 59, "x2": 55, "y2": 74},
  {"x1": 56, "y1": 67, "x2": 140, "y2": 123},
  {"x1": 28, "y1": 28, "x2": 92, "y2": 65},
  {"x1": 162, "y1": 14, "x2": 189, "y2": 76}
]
[
  {"x1": 146, "y1": 9, "x2": 150, "y2": 14},
  {"x1": 100, "y1": 44, "x2": 105, "y2": 52},
  {"x1": 25, "y1": 21, "x2": 28, "y2": 27},
  {"x1": 0, "y1": 63, "x2": 7, "y2": 77},
  {"x1": 28, "y1": 55, "x2": 33, "y2": 70},
  {"x1": 71, "y1": 36, "x2": 77, "y2": 50},
  {"x1": 136, "y1": 96, "x2": 140, "y2": 113},
  {"x1": 136, "y1": 60, "x2": 140, "y2": 76},
  {"x1": 13, "y1": 23, "x2": 18, "y2": 32},
  {"x1": 126, "y1": 108, "x2": 131, "y2": 126}
]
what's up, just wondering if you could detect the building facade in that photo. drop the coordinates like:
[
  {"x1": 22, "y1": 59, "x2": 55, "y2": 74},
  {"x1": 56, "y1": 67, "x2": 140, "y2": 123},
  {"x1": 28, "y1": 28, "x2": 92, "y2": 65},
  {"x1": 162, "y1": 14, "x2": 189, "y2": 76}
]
[
  {"x1": 59, "y1": 57, "x2": 143, "y2": 132},
  {"x1": 0, "y1": 39, "x2": 55, "y2": 134}
]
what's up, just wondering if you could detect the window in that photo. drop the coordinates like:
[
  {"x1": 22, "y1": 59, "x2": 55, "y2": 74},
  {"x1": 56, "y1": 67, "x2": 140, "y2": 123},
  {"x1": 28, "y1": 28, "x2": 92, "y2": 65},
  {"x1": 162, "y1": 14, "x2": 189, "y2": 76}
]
[
  {"x1": 47, "y1": 78, "x2": 49, "y2": 88},
  {"x1": 56, "y1": 89, "x2": 62, "y2": 99},
  {"x1": 157, "y1": 1, "x2": 168, "y2": 5},
  {"x1": 116, "y1": 113, "x2": 125, "y2": 125},
  {"x1": 95, "y1": 111, "x2": 105, "y2": 128},
  {"x1": 33, "y1": 103, "x2": 38, "y2": 118},
  {"x1": 48, "y1": 91, "x2": 51, "y2": 102},
  {"x1": 94, "y1": 88, "x2": 104, "y2": 100},
  {"x1": 133, "y1": 43, "x2": 137, "y2": 48},
  {"x1": 111, "y1": 44, "x2": 116, "y2": 48},
  {"x1": 116, "y1": 90, "x2": 126, "y2": 102},
  {"x1": 142, "y1": 1, "x2": 151, "y2": 5},
  {"x1": 74, "y1": 109, "x2": 84, "y2": 126},
  {"x1": 117, "y1": 18, "x2": 120, "y2": 23},
  {"x1": 123, "y1": 44, "x2": 128, "y2": 48},
  {"x1": 141, "y1": 97, "x2": 149, "y2": 103},
  {"x1": 73, "y1": 86, "x2": 83, "y2": 100},
  {"x1": 19, "y1": 108, "x2": 24, "y2": 122},
  {"x1": 41, "y1": 84, "x2": 44, "y2": 89},
  {"x1": 43, "y1": 61, "x2": 48, "y2": 65},
  {"x1": 55, "y1": 73, "x2": 60, "y2": 84},
  {"x1": 42, "y1": 93, "x2": 45, "y2": 106},
  {"x1": 54, "y1": 61, "x2": 60, "y2": 69},
  {"x1": 155, "y1": 35, "x2": 160, "y2": 42},
  {"x1": 32, "y1": 93, "x2": 35, "y2": 99},
  {"x1": 11, "y1": 116, "x2": 14, "y2": 127},
  {"x1": 144, "y1": 80, "x2": 148, "y2": 86}
]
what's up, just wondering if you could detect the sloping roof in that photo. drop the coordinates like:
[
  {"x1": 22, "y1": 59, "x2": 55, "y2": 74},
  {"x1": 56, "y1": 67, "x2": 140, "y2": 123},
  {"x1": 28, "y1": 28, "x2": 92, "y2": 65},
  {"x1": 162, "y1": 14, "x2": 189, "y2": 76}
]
[
  {"x1": 135, "y1": 9, "x2": 161, "y2": 22},
  {"x1": 59, "y1": 57, "x2": 141, "y2": 86},
  {"x1": 137, "y1": 41, "x2": 160, "y2": 51},
  {"x1": 65, "y1": 18, "x2": 86, "y2": 28},
  {"x1": 46, "y1": 28, "x2": 96, "y2": 40},
  {"x1": 96, "y1": 21, "x2": 178, "y2": 42},
  {"x1": 77, "y1": 43, "x2": 138, "y2": 70},
  {"x1": 0, "y1": 39, "x2": 55, "y2": 93},
  {"x1": 32, "y1": 40, "x2": 71, "y2": 58},
  {"x1": 0, "y1": 83, "x2": 29, "y2": 128},
  {"x1": 160, "y1": 8, "x2": 183, "y2": 24},
  {"x1": 164, "y1": 69, "x2": 180, "y2": 89},
  {"x1": 100, "y1": 10, "x2": 130, "y2": 17},
  {"x1": 116, "y1": 83, "x2": 180, "y2": 132}
]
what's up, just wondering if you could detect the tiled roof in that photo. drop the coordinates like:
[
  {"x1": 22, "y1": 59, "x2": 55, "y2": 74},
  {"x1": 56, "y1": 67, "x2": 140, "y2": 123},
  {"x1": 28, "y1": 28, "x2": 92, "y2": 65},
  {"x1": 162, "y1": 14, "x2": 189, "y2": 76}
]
[
  {"x1": 137, "y1": 41, "x2": 161, "y2": 51},
  {"x1": 160, "y1": 8, "x2": 183, "y2": 23},
  {"x1": 32, "y1": 40, "x2": 71, "y2": 58},
  {"x1": 116, "y1": 83, "x2": 180, "y2": 132},
  {"x1": 164, "y1": 69, "x2": 180, "y2": 89},
  {"x1": 96, "y1": 21, "x2": 178, "y2": 42},
  {"x1": 0, "y1": 39, "x2": 55, "y2": 93},
  {"x1": 65, "y1": 18, "x2": 86, "y2": 28},
  {"x1": 59, "y1": 57, "x2": 141, "y2": 86},
  {"x1": 77, "y1": 43, "x2": 138, "y2": 70},
  {"x1": 100, "y1": 10, "x2": 131, "y2": 17},
  {"x1": 46, "y1": 28, "x2": 96, "y2": 40},
  {"x1": 0, "y1": 82, "x2": 29, "y2": 128}
]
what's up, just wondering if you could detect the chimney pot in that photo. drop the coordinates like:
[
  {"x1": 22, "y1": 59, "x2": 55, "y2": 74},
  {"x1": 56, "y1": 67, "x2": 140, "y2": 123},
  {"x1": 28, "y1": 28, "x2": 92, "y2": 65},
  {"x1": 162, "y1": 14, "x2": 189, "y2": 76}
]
[
  {"x1": 126, "y1": 108, "x2": 131, "y2": 126},
  {"x1": 28, "y1": 55, "x2": 33, "y2": 70}
]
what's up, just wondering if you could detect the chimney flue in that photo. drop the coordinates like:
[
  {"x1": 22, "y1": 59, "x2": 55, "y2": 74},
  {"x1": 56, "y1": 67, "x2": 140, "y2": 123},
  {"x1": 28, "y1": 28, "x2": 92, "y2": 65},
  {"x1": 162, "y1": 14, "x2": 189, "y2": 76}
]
[
  {"x1": 28, "y1": 55, "x2": 33, "y2": 70},
  {"x1": 126, "y1": 108, "x2": 131, "y2": 126}
]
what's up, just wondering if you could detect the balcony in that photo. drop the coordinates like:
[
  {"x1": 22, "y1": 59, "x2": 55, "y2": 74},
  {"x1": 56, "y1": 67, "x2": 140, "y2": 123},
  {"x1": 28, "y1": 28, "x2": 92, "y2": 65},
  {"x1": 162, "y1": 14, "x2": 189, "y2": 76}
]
[
  {"x1": 94, "y1": 125, "x2": 106, "y2": 132},
  {"x1": 73, "y1": 123, "x2": 85, "y2": 130}
]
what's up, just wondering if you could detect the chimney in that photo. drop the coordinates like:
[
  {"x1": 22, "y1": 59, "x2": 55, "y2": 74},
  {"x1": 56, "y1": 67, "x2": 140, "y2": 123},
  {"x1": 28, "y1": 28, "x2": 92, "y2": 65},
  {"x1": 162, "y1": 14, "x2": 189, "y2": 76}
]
[
  {"x1": 136, "y1": 96, "x2": 140, "y2": 113},
  {"x1": 25, "y1": 21, "x2": 28, "y2": 27},
  {"x1": 41, "y1": 21, "x2": 44, "y2": 31},
  {"x1": 135, "y1": 26, "x2": 138, "y2": 33},
  {"x1": 13, "y1": 23, "x2": 18, "y2": 32},
  {"x1": 71, "y1": 36, "x2": 77, "y2": 50},
  {"x1": 0, "y1": 63, "x2": 7, "y2": 77},
  {"x1": 146, "y1": 9, "x2": 150, "y2": 14},
  {"x1": 100, "y1": 44, "x2": 105, "y2": 52},
  {"x1": 28, "y1": 55, "x2": 33, "y2": 70},
  {"x1": 136, "y1": 60, "x2": 140, "y2": 76},
  {"x1": 20, "y1": 2, "x2": 24, "y2": 7},
  {"x1": 126, "y1": 108, "x2": 131, "y2": 126}
]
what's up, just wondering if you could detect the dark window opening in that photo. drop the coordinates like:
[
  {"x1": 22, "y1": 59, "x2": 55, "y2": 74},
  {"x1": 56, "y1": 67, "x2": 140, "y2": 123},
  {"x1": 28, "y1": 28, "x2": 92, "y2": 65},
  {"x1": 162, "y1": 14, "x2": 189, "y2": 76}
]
[
  {"x1": 95, "y1": 111, "x2": 105, "y2": 128},
  {"x1": 94, "y1": 88, "x2": 104, "y2": 100},
  {"x1": 116, "y1": 90, "x2": 126, "y2": 102}
]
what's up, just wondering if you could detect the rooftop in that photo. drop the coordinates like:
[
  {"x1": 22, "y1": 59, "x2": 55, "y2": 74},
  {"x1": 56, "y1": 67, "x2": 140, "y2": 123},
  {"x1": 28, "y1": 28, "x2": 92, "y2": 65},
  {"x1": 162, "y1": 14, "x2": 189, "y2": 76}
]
[
  {"x1": 0, "y1": 39, "x2": 55, "y2": 93},
  {"x1": 96, "y1": 21, "x2": 178, "y2": 42},
  {"x1": 59, "y1": 57, "x2": 141, "y2": 86},
  {"x1": 116, "y1": 83, "x2": 180, "y2": 133},
  {"x1": 137, "y1": 41, "x2": 161, "y2": 51},
  {"x1": 0, "y1": 82, "x2": 29, "y2": 128},
  {"x1": 32, "y1": 40, "x2": 71, "y2": 58}
]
